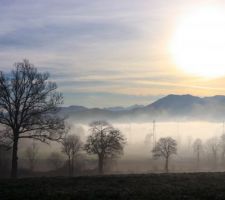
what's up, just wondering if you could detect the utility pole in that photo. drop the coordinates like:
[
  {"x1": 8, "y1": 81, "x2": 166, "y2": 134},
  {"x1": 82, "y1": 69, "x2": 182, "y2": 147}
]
[
  {"x1": 128, "y1": 122, "x2": 132, "y2": 144},
  {"x1": 152, "y1": 120, "x2": 156, "y2": 148},
  {"x1": 177, "y1": 121, "x2": 181, "y2": 148}
]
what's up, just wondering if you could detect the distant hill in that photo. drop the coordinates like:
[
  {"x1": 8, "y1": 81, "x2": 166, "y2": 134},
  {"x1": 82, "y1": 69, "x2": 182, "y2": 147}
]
[
  {"x1": 104, "y1": 104, "x2": 144, "y2": 112},
  {"x1": 59, "y1": 95, "x2": 225, "y2": 122}
]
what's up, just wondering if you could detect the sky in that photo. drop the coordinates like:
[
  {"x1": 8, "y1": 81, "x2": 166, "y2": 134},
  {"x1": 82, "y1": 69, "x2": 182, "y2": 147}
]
[{"x1": 1, "y1": 0, "x2": 225, "y2": 107}]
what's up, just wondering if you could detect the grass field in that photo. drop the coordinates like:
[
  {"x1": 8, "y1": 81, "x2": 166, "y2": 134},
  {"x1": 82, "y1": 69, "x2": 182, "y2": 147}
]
[{"x1": 1, "y1": 173, "x2": 225, "y2": 200}]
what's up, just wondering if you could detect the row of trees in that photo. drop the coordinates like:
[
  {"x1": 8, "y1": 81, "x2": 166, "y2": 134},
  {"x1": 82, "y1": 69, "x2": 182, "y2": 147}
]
[
  {"x1": 1, "y1": 60, "x2": 225, "y2": 177},
  {"x1": 2, "y1": 121, "x2": 126, "y2": 176},
  {"x1": 192, "y1": 135, "x2": 225, "y2": 169},
  {"x1": 151, "y1": 134, "x2": 225, "y2": 173},
  {"x1": 21, "y1": 131, "x2": 225, "y2": 175},
  {"x1": 0, "y1": 61, "x2": 126, "y2": 178},
  {"x1": 60, "y1": 121, "x2": 126, "y2": 175}
]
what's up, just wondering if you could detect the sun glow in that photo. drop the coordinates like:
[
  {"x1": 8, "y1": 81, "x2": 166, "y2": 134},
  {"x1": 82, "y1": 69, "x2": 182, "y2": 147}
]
[{"x1": 170, "y1": 6, "x2": 225, "y2": 78}]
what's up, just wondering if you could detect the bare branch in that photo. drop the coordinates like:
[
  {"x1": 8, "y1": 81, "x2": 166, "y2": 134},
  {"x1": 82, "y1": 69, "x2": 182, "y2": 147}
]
[
  {"x1": 84, "y1": 120, "x2": 126, "y2": 174},
  {"x1": 0, "y1": 60, "x2": 65, "y2": 178}
]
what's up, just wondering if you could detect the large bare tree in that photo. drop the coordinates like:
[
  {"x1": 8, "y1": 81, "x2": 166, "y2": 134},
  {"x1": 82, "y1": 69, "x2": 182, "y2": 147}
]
[
  {"x1": 62, "y1": 134, "x2": 82, "y2": 176},
  {"x1": 152, "y1": 137, "x2": 177, "y2": 173},
  {"x1": 0, "y1": 60, "x2": 65, "y2": 178},
  {"x1": 84, "y1": 121, "x2": 126, "y2": 174}
]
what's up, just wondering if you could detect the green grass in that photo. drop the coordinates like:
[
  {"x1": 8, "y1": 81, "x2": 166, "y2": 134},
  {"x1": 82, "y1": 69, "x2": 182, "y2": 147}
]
[{"x1": 1, "y1": 173, "x2": 225, "y2": 200}]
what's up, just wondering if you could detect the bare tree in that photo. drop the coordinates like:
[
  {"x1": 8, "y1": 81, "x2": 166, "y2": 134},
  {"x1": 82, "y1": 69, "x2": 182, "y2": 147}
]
[
  {"x1": 0, "y1": 60, "x2": 65, "y2": 178},
  {"x1": 47, "y1": 152, "x2": 64, "y2": 171},
  {"x1": 25, "y1": 140, "x2": 39, "y2": 171},
  {"x1": 152, "y1": 137, "x2": 177, "y2": 173},
  {"x1": 205, "y1": 137, "x2": 220, "y2": 169},
  {"x1": 84, "y1": 121, "x2": 126, "y2": 174},
  {"x1": 192, "y1": 138, "x2": 203, "y2": 168},
  {"x1": 61, "y1": 134, "x2": 82, "y2": 176}
]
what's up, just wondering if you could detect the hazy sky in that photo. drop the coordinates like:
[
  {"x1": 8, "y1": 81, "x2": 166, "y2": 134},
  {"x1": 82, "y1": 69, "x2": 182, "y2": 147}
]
[{"x1": 1, "y1": 0, "x2": 225, "y2": 107}]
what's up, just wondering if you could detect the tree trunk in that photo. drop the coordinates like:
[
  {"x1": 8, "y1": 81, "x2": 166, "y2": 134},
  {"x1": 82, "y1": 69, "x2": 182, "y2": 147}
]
[
  {"x1": 98, "y1": 154, "x2": 104, "y2": 174},
  {"x1": 165, "y1": 157, "x2": 169, "y2": 173},
  {"x1": 11, "y1": 136, "x2": 19, "y2": 178}
]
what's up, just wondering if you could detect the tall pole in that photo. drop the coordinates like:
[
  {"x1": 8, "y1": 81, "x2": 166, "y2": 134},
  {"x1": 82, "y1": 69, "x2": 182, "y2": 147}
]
[
  {"x1": 177, "y1": 121, "x2": 180, "y2": 147},
  {"x1": 129, "y1": 122, "x2": 132, "y2": 144},
  {"x1": 153, "y1": 120, "x2": 156, "y2": 148}
]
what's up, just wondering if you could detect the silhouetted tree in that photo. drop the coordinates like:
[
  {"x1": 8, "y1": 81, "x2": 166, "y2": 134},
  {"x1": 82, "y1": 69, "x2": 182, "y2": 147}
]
[
  {"x1": 192, "y1": 138, "x2": 203, "y2": 168},
  {"x1": 84, "y1": 121, "x2": 126, "y2": 174},
  {"x1": 25, "y1": 140, "x2": 39, "y2": 171},
  {"x1": 62, "y1": 134, "x2": 82, "y2": 176},
  {"x1": 205, "y1": 137, "x2": 219, "y2": 169},
  {"x1": 47, "y1": 152, "x2": 64, "y2": 171},
  {"x1": 152, "y1": 137, "x2": 177, "y2": 173},
  {"x1": 0, "y1": 60, "x2": 65, "y2": 178}
]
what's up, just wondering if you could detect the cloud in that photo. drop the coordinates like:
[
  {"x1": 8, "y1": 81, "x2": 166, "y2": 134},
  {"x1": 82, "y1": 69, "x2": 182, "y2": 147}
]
[
  {"x1": 0, "y1": 0, "x2": 224, "y2": 106},
  {"x1": 63, "y1": 92, "x2": 162, "y2": 107}
]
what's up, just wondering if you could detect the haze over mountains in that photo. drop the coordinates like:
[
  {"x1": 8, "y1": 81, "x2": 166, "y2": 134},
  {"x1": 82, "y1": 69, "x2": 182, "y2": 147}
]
[{"x1": 61, "y1": 95, "x2": 225, "y2": 122}]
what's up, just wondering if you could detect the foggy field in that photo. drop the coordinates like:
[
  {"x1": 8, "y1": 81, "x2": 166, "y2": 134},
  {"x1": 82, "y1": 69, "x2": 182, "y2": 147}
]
[
  {"x1": 11, "y1": 121, "x2": 225, "y2": 174},
  {"x1": 1, "y1": 172, "x2": 225, "y2": 200}
]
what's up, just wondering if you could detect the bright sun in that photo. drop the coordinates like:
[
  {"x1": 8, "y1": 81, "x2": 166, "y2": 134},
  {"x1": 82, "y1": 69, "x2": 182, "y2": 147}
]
[{"x1": 170, "y1": 6, "x2": 225, "y2": 78}]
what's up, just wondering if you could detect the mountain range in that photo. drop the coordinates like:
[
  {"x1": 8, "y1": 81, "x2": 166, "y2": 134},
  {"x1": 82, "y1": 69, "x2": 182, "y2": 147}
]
[{"x1": 60, "y1": 94, "x2": 225, "y2": 122}]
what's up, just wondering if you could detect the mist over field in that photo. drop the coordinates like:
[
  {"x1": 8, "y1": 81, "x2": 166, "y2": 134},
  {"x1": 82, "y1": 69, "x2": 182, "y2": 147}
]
[
  {"x1": 2, "y1": 90, "x2": 225, "y2": 177},
  {"x1": 10, "y1": 120, "x2": 224, "y2": 174}
]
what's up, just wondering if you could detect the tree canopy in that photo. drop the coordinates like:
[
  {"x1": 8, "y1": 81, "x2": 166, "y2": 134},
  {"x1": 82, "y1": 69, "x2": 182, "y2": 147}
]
[
  {"x1": 84, "y1": 121, "x2": 126, "y2": 174},
  {"x1": 0, "y1": 60, "x2": 65, "y2": 178}
]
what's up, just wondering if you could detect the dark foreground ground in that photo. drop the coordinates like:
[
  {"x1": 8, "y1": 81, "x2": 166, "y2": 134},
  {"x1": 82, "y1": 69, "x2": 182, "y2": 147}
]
[{"x1": 1, "y1": 173, "x2": 225, "y2": 200}]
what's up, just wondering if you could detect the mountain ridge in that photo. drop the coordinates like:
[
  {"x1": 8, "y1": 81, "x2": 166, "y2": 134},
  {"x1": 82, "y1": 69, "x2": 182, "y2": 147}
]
[{"x1": 60, "y1": 94, "x2": 225, "y2": 122}]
